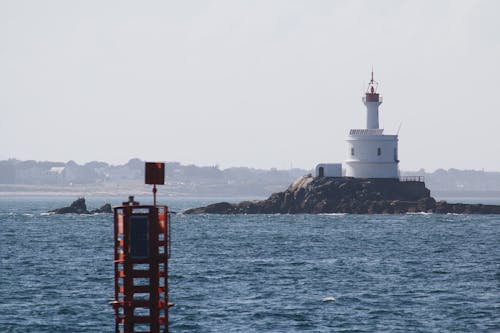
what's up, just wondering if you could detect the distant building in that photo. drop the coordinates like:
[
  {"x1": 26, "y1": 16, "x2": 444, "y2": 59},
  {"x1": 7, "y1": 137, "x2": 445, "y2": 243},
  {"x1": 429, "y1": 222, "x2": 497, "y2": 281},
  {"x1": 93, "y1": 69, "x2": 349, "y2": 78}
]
[
  {"x1": 49, "y1": 166, "x2": 65, "y2": 175},
  {"x1": 315, "y1": 163, "x2": 342, "y2": 177}
]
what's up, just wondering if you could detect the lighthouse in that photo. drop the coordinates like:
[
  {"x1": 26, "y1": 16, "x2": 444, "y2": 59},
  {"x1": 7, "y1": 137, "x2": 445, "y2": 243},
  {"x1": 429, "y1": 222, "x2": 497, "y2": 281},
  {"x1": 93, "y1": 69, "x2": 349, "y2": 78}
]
[{"x1": 344, "y1": 72, "x2": 399, "y2": 178}]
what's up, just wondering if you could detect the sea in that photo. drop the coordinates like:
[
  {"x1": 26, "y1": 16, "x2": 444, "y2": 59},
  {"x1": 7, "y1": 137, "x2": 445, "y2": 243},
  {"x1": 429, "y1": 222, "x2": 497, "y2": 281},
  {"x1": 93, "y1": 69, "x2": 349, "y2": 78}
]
[{"x1": 1, "y1": 196, "x2": 499, "y2": 333}]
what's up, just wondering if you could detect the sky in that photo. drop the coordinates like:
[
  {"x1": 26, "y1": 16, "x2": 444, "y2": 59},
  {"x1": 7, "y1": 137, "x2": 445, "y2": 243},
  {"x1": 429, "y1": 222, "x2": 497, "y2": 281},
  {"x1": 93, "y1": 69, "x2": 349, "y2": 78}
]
[{"x1": 1, "y1": 0, "x2": 500, "y2": 171}]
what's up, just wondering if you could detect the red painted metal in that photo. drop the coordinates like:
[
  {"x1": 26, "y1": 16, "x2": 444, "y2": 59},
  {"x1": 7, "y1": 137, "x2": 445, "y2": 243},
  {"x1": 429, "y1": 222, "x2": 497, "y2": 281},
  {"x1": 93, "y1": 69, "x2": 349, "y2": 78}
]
[
  {"x1": 365, "y1": 93, "x2": 380, "y2": 102},
  {"x1": 145, "y1": 162, "x2": 165, "y2": 185},
  {"x1": 111, "y1": 202, "x2": 171, "y2": 333}
]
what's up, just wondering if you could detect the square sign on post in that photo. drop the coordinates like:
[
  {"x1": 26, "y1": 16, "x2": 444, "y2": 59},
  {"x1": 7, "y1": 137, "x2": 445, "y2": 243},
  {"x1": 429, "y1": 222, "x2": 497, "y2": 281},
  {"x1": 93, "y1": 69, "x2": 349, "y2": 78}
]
[
  {"x1": 146, "y1": 162, "x2": 165, "y2": 207},
  {"x1": 145, "y1": 162, "x2": 165, "y2": 185}
]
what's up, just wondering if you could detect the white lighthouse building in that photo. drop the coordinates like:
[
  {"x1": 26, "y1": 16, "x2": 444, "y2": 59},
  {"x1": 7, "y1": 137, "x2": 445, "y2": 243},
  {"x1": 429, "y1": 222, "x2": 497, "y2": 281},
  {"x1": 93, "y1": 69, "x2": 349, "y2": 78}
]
[{"x1": 344, "y1": 73, "x2": 399, "y2": 178}]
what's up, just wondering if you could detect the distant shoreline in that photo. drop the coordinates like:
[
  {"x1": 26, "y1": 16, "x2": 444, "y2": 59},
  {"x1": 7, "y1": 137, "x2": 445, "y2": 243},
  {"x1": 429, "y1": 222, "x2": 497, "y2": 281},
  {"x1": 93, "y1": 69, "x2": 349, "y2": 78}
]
[
  {"x1": 0, "y1": 184, "x2": 166, "y2": 197},
  {"x1": 0, "y1": 184, "x2": 268, "y2": 198},
  {"x1": 3, "y1": 159, "x2": 500, "y2": 199},
  {"x1": 2, "y1": 184, "x2": 500, "y2": 202}
]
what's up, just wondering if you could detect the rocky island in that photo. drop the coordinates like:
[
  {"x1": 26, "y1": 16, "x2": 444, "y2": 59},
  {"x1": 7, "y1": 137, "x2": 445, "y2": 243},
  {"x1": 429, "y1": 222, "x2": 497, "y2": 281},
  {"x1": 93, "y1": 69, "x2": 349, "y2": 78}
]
[
  {"x1": 186, "y1": 74, "x2": 500, "y2": 215},
  {"x1": 184, "y1": 176, "x2": 500, "y2": 214},
  {"x1": 49, "y1": 198, "x2": 112, "y2": 214}
]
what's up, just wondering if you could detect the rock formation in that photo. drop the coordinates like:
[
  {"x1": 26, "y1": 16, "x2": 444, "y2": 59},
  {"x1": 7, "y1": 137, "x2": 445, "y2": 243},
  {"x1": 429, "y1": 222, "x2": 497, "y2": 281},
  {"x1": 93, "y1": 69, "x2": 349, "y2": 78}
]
[
  {"x1": 184, "y1": 176, "x2": 500, "y2": 214},
  {"x1": 49, "y1": 198, "x2": 112, "y2": 214},
  {"x1": 93, "y1": 203, "x2": 112, "y2": 214}
]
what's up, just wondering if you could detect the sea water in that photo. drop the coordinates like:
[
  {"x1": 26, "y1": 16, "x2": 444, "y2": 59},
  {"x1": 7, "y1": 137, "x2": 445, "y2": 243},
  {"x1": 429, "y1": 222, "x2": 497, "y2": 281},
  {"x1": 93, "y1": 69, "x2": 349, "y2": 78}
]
[{"x1": 0, "y1": 197, "x2": 499, "y2": 332}]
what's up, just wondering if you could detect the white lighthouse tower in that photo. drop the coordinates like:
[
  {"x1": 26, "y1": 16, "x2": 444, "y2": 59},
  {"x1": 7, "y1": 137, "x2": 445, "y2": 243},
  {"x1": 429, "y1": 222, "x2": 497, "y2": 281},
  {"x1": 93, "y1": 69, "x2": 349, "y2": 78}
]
[{"x1": 344, "y1": 72, "x2": 399, "y2": 179}]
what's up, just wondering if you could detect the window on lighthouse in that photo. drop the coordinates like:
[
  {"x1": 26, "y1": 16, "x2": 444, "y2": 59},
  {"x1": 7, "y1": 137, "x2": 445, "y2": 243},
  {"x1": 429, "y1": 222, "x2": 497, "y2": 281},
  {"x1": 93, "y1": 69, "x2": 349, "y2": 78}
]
[
  {"x1": 377, "y1": 147, "x2": 381, "y2": 156},
  {"x1": 351, "y1": 148, "x2": 354, "y2": 156}
]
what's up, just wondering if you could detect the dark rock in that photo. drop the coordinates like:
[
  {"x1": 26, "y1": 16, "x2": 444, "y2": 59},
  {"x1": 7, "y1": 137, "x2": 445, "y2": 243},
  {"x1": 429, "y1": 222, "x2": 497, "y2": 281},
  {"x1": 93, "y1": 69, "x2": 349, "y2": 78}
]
[
  {"x1": 184, "y1": 202, "x2": 235, "y2": 214},
  {"x1": 417, "y1": 197, "x2": 436, "y2": 212},
  {"x1": 434, "y1": 200, "x2": 450, "y2": 214},
  {"x1": 50, "y1": 198, "x2": 88, "y2": 214},
  {"x1": 91, "y1": 203, "x2": 112, "y2": 214},
  {"x1": 49, "y1": 198, "x2": 112, "y2": 214},
  {"x1": 184, "y1": 176, "x2": 500, "y2": 215}
]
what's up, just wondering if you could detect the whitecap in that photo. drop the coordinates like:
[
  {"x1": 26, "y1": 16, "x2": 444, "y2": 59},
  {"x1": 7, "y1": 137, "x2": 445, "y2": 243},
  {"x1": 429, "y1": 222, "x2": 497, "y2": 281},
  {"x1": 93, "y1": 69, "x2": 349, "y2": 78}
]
[
  {"x1": 318, "y1": 213, "x2": 347, "y2": 216},
  {"x1": 406, "y1": 212, "x2": 433, "y2": 215},
  {"x1": 321, "y1": 296, "x2": 336, "y2": 302}
]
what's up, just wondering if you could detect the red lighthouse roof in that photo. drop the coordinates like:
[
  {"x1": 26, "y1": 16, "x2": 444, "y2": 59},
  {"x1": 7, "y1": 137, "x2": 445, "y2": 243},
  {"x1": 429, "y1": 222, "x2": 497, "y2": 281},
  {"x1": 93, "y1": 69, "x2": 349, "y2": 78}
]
[{"x1": 365, "y1": 70, "x2": 380, "y2": 102}]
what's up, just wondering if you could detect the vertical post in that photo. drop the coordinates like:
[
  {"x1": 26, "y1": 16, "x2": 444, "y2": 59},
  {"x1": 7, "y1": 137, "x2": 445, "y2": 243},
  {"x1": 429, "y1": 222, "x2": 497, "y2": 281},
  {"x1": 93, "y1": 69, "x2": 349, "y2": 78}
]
[
  {"x1": 153, "y1": 184, "x2": 157, "y2": 208},
  {"x1": 149, "y1": 207, "x2": 159, "y2": 333},
  {"x1": 146, "y1": 162, "x2": 164, "y2": 208}
]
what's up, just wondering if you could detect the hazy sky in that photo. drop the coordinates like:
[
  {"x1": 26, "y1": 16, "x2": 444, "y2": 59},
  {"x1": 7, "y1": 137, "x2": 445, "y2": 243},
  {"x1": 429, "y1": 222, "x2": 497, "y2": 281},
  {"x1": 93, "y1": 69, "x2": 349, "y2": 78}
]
[{"x1": 2, "y1": 1, "x2": 499, "y2": 171}]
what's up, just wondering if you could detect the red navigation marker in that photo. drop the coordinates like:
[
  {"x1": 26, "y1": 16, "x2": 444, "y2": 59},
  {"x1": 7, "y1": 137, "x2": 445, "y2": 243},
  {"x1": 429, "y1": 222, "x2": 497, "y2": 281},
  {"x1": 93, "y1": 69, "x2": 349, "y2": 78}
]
[{"x1": 111, "y1": 162, "x2": 172, "y2": 333}]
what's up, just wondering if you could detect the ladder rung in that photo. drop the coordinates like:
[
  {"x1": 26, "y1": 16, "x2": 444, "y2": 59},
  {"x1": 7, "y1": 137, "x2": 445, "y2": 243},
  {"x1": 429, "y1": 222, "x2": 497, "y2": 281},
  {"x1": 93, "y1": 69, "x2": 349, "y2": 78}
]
[
  {"x1": 120, "y1": 285, "x2": 150, "y2": 293},
  {"x1": 115, "y1": 257, "x2": 159, "y2": 264},
  {"x1": 119, "y1": 286, "x2": 160, "y2": 293},
  {"x1": 118, "y1": 315, "x2": 157, "y2": 323},
  {"x1": 134, "y1": 285, "x2": 151, "y2": 293},
  {"x1": 131, "y1": 300, "x2": 151, "y2": 307},
  {"x1": 117, "y1": 270, "x2": 166, "y2": 278},
  {"x1": 132, "y1": 270, "x2": 151, "y2": 278},
  {"x1": 132, "y1": 316, "x2": 152, "y2": 323},
  {"x1": 112, "y1": 299, "x2": 170, "y2": 309}
]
